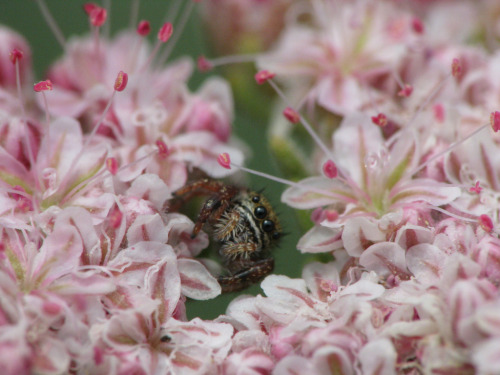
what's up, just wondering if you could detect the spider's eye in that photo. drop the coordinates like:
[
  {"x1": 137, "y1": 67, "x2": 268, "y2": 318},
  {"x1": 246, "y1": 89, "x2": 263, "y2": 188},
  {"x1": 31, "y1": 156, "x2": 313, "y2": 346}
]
[
  {"x1": 160, "y1": 335, "x2": 171, "y2": 343},
  {"x1": 254, "y1": 206, "x2": 267, "y2": 219},
  {"x1": 252, "y1": 195, "x2": 260, "y2": 203},
  {"x1": 272, "y1": 231, "x2": 281, "y2": 240},
  {"x1": 262, "y1": 219, "x2": 275, "y2": 232}
]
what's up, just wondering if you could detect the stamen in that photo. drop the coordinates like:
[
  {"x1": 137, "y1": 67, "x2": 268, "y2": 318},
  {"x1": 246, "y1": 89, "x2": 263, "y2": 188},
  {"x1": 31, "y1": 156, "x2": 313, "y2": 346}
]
[
  {"x1": 392, "y1": 71, "x2": 412, "y2": 97},
  {"x1": 33, "y1": 80, "x2": 53, "y2": 92},
  {"x1": 490, "y1": 111, "x2": 500, "y2": 132},
  {"x1": 42, "y1": 301, "x2": 62, "y2": 315},
  {"x1": 217, "y1": 153, "x2": 355, "y2": 201},
  {"x1": 114, "y1": 71, "x2": 128, "y2": 92},
  {"x1": 407, "y1": 58, "x2": 463, "y2": 130},
  {"x1": 266, "y1": 77, "x2": 334, "y2": 160},
  {"x1": 283, "y1": 107, "x2": 300, "y2": 124},
  {"x1": 258, "y1": 71, "x2": 363, "y2": 196},
  {"x1": 371, "y1": 113, "x2": 388, "y2": 127},
  {"x1": 35, "y1": 0, "x2": 66, "y2": 50},
  {"x1": 127, "y1": 20, "x2": 151, "y2": 71},
  {"x1": 411, "y1": 17, "x2": 425, "y2": 34},
  {"x1": 156, "y1": 140, "x2": 169, "y2": 159},
  {"x1": 426, "y1": 204, "x2": 477, "y2": 223},
  {"x1": 102, "y1": 0, "x2": 111, "y2": 38},
  {"x1": 410, "y1": 121, "x2": 490, "y2": 176},
  {"x1": 108, "y1": 208, "x2": 123, "y2": 229},
  {"x1": 11, "y1": 49, "x2": 36, "y2": 174},
  {"x1": 9, "y1": 49, "x2": 23, "y2": 64},
  {"x1": 89, "y1": 7, "x2": 107, "y2": 27},
  {"x1": 469, "y1": 181, "x2": 482, "y2": 194},
  {"x1": 85, "y1": 4, "x2": 107, "y2": 57},
  {"x1": 137, "y1": 20, "x2": 151, "y2": 36},
  {"x1": 197, "y1": 54, "x2": 257, "y2": 71},
  {"x1": 158, "y1": 23, "x2": 174, "y2": 42},
  {"x1": 106, "y1": 158, "x2": 118, "y2": 175},
  {"x1": 479, "y1": 214, "x2": 494, "y2": 233},
  {"x1": 397, "y1": 84, "x2": 413, "y2": 97},
  {"x1": 433, "y1": 104, "x2": 445, "y2": 123},
  {"x1": 451, "y1": 58, "x2": 462, "y2": 78},
  {"x1": 322, "y1": 160, "x2": 338, "y2": 179},
  {"x1": 129, "y1": 0, "x2": 140, "y2": 29},
  {"x1": 83, "y1": 3, "x2": 98, "y2": 14},
  {"x1": 58, "y1": 72, "x2": 128, "y2": 199},
  {"x1": 140, "y1": 23, "x2": 173, "y2": 72},
  {"x1": 157, "y1": 0, "x2": 197, "y2": 67},
  {"x1": 163, "y1": 0, "x2": 183, "y2": 25},
  {"x1": 33, "y1": 80, "x2": 53, "y2": 125},
  {"x1": 311, "y1": 207, "x2": 338, "y2": 224},
  {"x1": 83, "y1": 71, "x2": 128, "y2": 150},
  {"x1": 197, "y1": 56, "x2": 213, "y2": 72},
  {"x1": 217, "y1": 153, "x2": 231, "y2": 169},
  {"x1": 61, "y1": 147, "x2": 159, "y2": 206},
  {"x1": 255, "y1": 70, "x2": 275, "y2": 84}
]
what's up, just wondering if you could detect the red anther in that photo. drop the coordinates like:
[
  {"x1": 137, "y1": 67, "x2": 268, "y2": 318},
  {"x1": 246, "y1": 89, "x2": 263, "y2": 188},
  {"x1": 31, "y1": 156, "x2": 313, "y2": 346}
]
[
  {"x1": 155, "y1": 140, "x2": 169, "y2": 158},
  {"x1": 114, "y1": 71, "x2": 128, "y2": 92},
  {"x1": 490, "y1": 111, "x2": 500, "y2": 132},
  {"x1": 137, "y1": 20, "x2": 151, "y2": 36},
  {"x1": 255, "y1": 70, "x2": 275, "y2": 84},
  {"x1": 469, "y1": 181, "x2": 482, "y2": 194},
  {"x1": 106, "y1": 157, "x2": 118, "y2": 175},
  {"x1": 42, "y1": 301, "x2": 62, "y2": 315},
  {"x1": 411, "y1": 17, "x2": 424, "y2": 34},
  {"x1": 322, "y1": 159, "x2": 338, "y2": 179},
  {"x1": 324, "y1": 209, "x2": 338, "y2": 222},
  {"x1": 10, "y1": 185, "x2": 26, "y2": 200},
  {"x1": 398, "y1": 84, "x2": 413, "y2": 97},
  {"x1": 319, "y1": 279, "x2": 337, "y2": 293},
  {"x1": 479, "y1": 214, "x2": 494, "y2": 233},
  {"x1": 108, "y1": 208, "x2": 123, "y2": 229},
  {"x1": 16, "y1": 194, "x2": 33, "y2": 212},
  {"x1": 433, "y1": 104, "x2": 445, "y2": 123},
  {"x1": 34, "y1": 80, "x2": 53, "y2": 92},
  {"x1": 283, "y1": 107, "x2": 300, "y2": 124},
  {"x1": 89, "y1": 6, "x2": 107, "y2": 27},
  {"x1": 197, "y1": 56, "x2": 213, "y2": 72},
  {"x1": 94, "y1": 346, "x2": 104, "y2": 365},
  {"x1": 9, "y1": 49, "x2": 23, "y2": 64},
  {"x1": 158, "y1": 23, "x2": 173, "y2": 43},
  {"x1": 371, "y1": 113, "x2": 388, "y2": 127},
  {"x1": 451, "y1": 58, "x2": 462, "y2": 78},
  {"x1": 83, "y1": 3, "x2": 98, "y2": 15},
  {"x1": 217, "y1": 153, "x2": 231, "y2": 169}
]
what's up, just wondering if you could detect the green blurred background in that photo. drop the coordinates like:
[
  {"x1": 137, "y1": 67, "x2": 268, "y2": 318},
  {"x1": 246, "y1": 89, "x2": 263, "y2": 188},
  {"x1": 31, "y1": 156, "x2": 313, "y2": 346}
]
[{"x1": 0, "y1": 0, "x2": 311, "y2": 319}]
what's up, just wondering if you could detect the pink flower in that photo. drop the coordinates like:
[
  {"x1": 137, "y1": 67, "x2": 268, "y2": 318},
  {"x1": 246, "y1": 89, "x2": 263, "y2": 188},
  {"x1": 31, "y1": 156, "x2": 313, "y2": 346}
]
[
  {"x1": 257, "y1": 1, "x2": 417, "y2": 115},
  {"x1": 282, "y1": 113, "x2": 460, "y2": 253},
  {"x1": 43, "y1": 31, "x2": 242, "y2": 189},
  {"x1": 4, "y1": 1, "x2": 500, "y2": 374}
]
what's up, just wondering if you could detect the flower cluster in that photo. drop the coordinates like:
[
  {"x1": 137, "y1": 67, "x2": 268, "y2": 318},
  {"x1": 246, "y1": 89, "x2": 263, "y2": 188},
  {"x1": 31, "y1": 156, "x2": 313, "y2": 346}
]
[
  {"x1": 0, "y1": 3, "x2": 242, "y2": 373},
  {"x1": 202, "y1": 0, "x2": 500, "y2": 374},
  {"x1": 3, "y1": 0, "x2": 500, "y2": 374}
]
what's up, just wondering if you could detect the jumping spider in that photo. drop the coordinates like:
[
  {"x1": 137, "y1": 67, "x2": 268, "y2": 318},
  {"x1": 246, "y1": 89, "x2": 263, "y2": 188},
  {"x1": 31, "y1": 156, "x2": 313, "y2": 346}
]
[{"x1": 172, "y1": 178, "x2": 282, "y2": 293}]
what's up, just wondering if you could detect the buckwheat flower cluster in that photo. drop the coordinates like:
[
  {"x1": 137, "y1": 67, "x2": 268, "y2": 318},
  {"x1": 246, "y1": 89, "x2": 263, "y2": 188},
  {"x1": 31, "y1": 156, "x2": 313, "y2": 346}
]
[
  {"x1": 0, "y1": 3, "x2": 242, "y2": 374},
  {"x1": 201, "y1": 0, "x2": 500, "y2": 373}
]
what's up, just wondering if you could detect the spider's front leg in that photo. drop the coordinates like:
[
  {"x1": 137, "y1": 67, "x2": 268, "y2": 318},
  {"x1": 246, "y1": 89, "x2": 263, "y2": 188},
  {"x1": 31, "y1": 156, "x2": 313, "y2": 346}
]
[
  {"x1": 172, "y1": 179, "x2": 238, "y2": 237},
  {"x1": 218, "y1": 257, "x2": 274, "y2": 293}
]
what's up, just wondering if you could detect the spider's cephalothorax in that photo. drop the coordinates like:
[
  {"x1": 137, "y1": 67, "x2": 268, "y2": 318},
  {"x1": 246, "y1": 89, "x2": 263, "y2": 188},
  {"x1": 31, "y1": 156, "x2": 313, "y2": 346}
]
[{"x1": 172, "y1": 179, "x2": 282, "y2": 293}]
